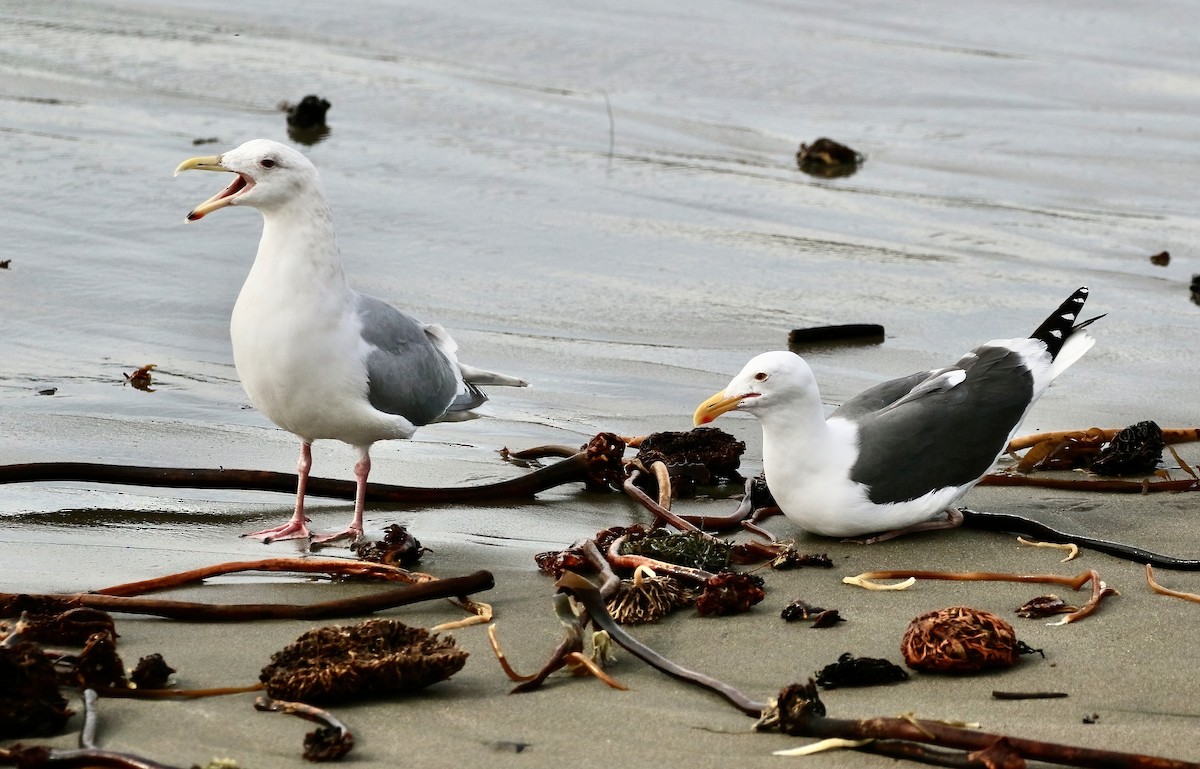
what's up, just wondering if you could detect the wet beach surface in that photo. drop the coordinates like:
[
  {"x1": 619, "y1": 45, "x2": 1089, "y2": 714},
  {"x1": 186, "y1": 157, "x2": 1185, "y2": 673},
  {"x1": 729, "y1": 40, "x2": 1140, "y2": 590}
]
[{"x1": 2, "y1": 1, "x2": 1200, "y2": 765}]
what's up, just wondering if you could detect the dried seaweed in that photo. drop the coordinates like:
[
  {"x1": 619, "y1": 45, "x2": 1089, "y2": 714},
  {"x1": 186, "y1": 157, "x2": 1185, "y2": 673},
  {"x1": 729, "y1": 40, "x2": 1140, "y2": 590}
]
[
  {"x1": 0, "y1": 637, "x2": 73, "y2": 739},
  {"x1": 781, "y1": 598, "x2": 825, "y2": 623},
  {"x1": 815, "y1": 653, "x2": 908, "y2": 688},
  {"x1": 694, "y1": 571, "x2": 765, "y2": 616},
  {"x1": 0, "y1": 596, "x2": 116, "y2": 646},
  {"x1": 621, "y1": 529, "x2": 732, "y2": 572},
  {"x1": 1091, "y1": 420, "x2": 1165, "y2": 475},
  {"x1": 130, "y1": 654, "x2": 176, "y2": 690},
  {"x1": 901, "y1": 606, "x2": 1021, "y2": 673},
  {"x1": 634, "y1": 428, "x2": 745, "y2": 494},
  {"x1": 769, "y1": 550, "x2": 833, "y2": 570},
  {"x1": 352, "y1": 524, "x2": 426, "y2": 568},
  {"x1": 533, "y1": 547, "x2": 585, "y2": 578},
  {"x1": 76, "y1": 631, "x2": 128, "y2": 689},
  {"x1": 809, "y1": 610, "x2": 846, "y2": 629},
  {"x1": 260, "y1": 619, "x2": 467, "y2": 704},
  {"x1": 1016, "y1": 595, "x2": 1077, "y2": 619},
  {"x1": 255, "y1": 696, "x2": 354, "y2": 762}
]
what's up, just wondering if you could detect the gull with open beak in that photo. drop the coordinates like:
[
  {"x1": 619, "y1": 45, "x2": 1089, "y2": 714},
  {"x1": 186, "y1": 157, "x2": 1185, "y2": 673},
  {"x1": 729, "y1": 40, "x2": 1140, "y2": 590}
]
[{"x1": 175, "y1": 139, "x2": 526, "y2": 544}]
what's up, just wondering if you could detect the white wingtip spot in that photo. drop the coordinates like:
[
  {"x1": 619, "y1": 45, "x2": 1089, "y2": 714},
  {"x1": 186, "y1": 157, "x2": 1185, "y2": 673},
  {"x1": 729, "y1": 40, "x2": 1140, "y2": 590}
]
[{"x1": 1050, "y1": 329, "x2": 1063, "y2": 338}]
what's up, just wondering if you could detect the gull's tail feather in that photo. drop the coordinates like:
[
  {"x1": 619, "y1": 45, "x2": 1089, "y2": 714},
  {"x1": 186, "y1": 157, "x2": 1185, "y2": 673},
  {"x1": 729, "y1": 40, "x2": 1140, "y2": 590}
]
[
  {"x1": 1028, "y1": 286, "x2": 1104, "y2": 381},
  {"x1": 459, "y1": 363, "x2": 528, "y2": 388}
]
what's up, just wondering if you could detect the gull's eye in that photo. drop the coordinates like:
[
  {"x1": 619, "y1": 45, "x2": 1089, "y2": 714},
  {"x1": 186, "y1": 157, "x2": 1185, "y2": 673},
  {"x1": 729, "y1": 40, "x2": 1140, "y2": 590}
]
[
  {"x1": 753, "y1": 372, "x2": 768, "y2": 382},
  {"x1": 261, "y1": 158, "x2": 276, "y2": 168}
]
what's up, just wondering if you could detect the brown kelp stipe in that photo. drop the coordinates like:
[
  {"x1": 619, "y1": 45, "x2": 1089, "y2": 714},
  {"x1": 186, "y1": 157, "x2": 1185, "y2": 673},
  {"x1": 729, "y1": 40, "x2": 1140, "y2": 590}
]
[
  {"x1": 763, "y1": 680, "x2": 1200, "y2": 769},
  {"x1": 255, "y1": 696, "x2": 355, "y2": 762},
  {"x1": 0, "y1": 445, "x2": 613, "y2": 504},
  {"x1": 0, "y1": 560, "x2": 494, "y2": 622},
  {"x1": 843, "y1": 568, "x2": 1117, "y2": 626},
  {"x1": 556, "y1": 570, "x2": 766, "y2": 716}
]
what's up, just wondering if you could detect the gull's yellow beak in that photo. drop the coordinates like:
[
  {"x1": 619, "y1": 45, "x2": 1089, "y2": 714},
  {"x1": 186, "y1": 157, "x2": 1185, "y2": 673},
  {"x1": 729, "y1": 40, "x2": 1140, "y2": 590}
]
[
  {"x1": 693, "y1": 391, "x2": 746, "y2": 426},
  {"x1": 174, "y1": 154, "x2": 245, "y2": 221}
]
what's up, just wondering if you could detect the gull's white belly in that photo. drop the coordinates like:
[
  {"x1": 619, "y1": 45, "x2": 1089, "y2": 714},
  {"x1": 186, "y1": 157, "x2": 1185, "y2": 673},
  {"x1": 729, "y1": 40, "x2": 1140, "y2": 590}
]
[{"x1": 231, "y1": 285, "x2": 414, "y2": 445}]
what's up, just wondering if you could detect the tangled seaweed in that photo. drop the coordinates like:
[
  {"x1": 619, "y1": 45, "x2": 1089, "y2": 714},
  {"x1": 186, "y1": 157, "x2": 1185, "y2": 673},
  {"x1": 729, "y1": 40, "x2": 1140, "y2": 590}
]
[
  {"x1": 1092, "y1": 420, "x2": 1165, "y2": 476},
  {"x1": 130, "y1": 653, "x2": 176, "y2": 690},
  {"x1": 621, "y1": 529, "x2": 732, "y2": 572},
  {"x1": 77, "y1": 631, "x2": 128, "y2": 689},
  {"x1": 901, "y1": 606, "x2": 1020, "y2": 673},
  {"x1": 352, "y1": 524, "x2": 427, "y2": 568},
  {"x1": 260, "y1": 619, "x2": 467, "y2": 704},
  {"x1": 606, "y1": 570, "x2": 694, "y2": 625},
  {"x1": 634, "y1": 428, "x2": 745, "y2": 494},
  {"x1": 0, "y1": 637, "x2": 73, "y2": 739},
  {"x1": 694, "y1": 571, "x2": 765, "y2": 617},
  {"x1": 1, "y1": 596, "x2": 117, "y2": 646},
  {"x1": 815, "y1": 652, "x2": 909, "y2": 688}
]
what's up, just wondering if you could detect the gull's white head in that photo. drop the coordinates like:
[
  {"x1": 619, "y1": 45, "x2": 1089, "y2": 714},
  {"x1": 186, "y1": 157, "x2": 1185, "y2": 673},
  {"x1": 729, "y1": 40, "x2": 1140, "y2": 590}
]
[
  {"x1": 694, "y1": 350, "x2": 819, "y2": 425},
  {"x1": 174, "y1": 139, "x2": 319, "y2": 221}
]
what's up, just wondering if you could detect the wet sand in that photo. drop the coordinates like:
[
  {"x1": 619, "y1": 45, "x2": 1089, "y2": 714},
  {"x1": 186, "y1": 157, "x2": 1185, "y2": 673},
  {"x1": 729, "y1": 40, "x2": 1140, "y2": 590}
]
[
  {"x1": 4, "y1": 0, "x2": 1200, "y2": 764},
  {"x1": 7, "y1": 482, "x2": 1200, "y2": 767}
]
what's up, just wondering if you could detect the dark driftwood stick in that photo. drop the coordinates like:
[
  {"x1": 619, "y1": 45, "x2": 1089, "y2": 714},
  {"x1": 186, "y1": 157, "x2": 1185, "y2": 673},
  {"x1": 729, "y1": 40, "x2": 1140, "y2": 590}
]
[
  {"x1": 0, "y1": 571, "x2": 494, "y2": 622},
  {"x1": 0, "y1": 457, "x2": 593, "y2": 502}
]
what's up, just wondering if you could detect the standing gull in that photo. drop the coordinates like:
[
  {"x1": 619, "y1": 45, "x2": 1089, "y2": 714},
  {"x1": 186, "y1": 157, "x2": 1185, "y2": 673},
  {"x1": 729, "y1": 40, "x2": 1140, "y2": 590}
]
[
  {"x1": 175, "y1": 139, "x2": 526, "y2": 543},
  {"x1": 694, "y1": 287, "x2": 1099, "y2": 542}
]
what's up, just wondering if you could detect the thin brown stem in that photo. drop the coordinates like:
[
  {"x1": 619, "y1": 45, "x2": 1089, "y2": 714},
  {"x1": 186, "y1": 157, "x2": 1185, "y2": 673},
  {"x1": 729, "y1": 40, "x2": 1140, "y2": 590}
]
[
  {"x1": 606, "y1": 534, "x2": 715, "y2": 584},
  {"x1": 557, "y1": 570, "x2": 765, "y2": 717},
  {"x1": 0, "y1": 571, "x2": 494, "y2": 622},
  {"x1": 93, "y1": 558, "x2": 420, "y2": 597},
  {"x1": 979, "y1": 473, "x2": 1198, "y2": 492},
  {"x1": 1145, "y1": 565, "x2": 1200, "y2": 604},
  {"x1": 778, "y1": 684, "x2": 1199, "y2": 768},
  {"x1": 1007, "y1": 427, "x2": 1200, "y2": 452},
  {"x1": 847, "y1": 569, "x2": 1096, "y2": 590}
]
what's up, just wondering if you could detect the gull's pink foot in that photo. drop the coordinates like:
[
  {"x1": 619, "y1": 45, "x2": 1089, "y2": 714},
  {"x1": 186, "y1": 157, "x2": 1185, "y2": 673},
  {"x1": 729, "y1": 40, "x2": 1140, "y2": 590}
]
[
  {"x1": 243, "y1": 516, "x2": 312, "y2": 542},
  {"x1": 310, "y1": 525, "x2": 364, "y2": 546}
]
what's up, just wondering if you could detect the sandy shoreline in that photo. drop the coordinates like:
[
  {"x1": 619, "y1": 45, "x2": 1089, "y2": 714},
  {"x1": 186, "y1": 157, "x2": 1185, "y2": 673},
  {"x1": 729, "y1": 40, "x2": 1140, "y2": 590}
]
[
  {"x1": 5, "y1": 0, "x2": 1200, "y2": 765},
  {"x1": 6, "y1": 477, "x2": 1200, "y2": 767}
]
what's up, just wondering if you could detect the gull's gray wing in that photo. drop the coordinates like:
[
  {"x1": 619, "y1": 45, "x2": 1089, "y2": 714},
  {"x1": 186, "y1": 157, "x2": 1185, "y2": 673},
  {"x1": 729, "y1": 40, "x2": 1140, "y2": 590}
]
[
  {"x1": 836, "y1": 345, "x2": 1033, "y2": 505},
  {"x1": 830, "y1": 369, "x2": 932, "y2": 421},
  {"x1": 355, "y1": 294, "x2": 482, "y2": 426}
]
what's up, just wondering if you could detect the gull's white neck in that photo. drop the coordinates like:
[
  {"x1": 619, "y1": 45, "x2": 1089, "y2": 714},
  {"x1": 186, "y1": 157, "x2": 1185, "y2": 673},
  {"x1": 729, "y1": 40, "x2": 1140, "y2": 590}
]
[
  {"x1": 247, "y1": 193, "x2": 348, "y2": 299},
  {"x1": 758, "y1": 395, "x2": 837, "y2": 476},
  {"x1": 756, "y1": 384, "x2": 863, "y2": 535}
]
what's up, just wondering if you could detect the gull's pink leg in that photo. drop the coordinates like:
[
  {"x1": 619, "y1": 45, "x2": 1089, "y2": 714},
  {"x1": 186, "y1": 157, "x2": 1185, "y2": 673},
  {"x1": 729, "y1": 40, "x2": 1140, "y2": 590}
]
[
  {"x1": 311, "y1": 446, "x2": 370, "y2": 545},
  {"x1": 244, "y1": 441, "x2": 313, "y2": 542}
]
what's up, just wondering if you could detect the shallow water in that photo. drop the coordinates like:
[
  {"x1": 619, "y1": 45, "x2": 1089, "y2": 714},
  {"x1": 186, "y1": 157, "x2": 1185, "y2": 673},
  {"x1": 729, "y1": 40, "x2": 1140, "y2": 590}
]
[{"x1": 2, "y1": 0, "x2": 1199, "y2": 588}]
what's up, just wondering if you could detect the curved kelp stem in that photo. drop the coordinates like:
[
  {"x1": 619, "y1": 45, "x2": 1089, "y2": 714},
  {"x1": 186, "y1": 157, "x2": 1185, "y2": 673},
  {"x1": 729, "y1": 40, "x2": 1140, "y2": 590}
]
[
  {"x1": 0, "y1": 456, "x2": 594, "y2": 503},
  {"x1": 556, "y1": 571, "x2": 766, "y2": 717},
  {"x1": 0, "y1": 570, "x2": 494, "y2": 621},
  {"x1": 961, "y1": 510, "x2": 1200, "y2": 570}
]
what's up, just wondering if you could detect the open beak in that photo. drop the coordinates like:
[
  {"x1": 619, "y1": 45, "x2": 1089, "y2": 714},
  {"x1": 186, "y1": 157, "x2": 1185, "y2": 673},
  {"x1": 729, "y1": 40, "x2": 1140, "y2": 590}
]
[
  {"x1": 174, "y1": 154, "x2": 251, "y2": 221},
  {"x1": 693, "y1": 391, "x2": 750, "y2": 426}
]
